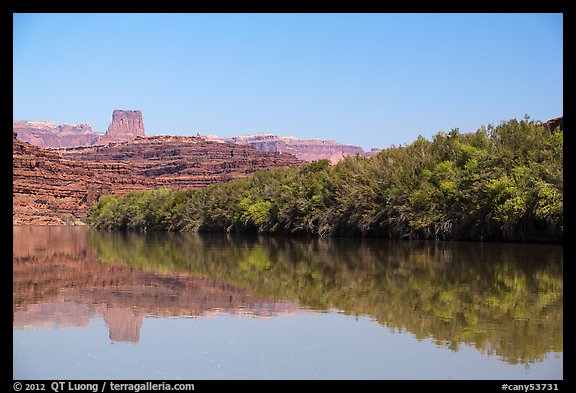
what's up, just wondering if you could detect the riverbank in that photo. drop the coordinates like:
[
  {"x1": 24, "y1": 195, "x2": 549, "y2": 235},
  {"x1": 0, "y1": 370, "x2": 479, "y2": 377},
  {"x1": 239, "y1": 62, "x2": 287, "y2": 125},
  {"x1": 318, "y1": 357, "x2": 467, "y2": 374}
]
[{"x1": 85, "y1": 118, "x2": 563, "y2": 243}]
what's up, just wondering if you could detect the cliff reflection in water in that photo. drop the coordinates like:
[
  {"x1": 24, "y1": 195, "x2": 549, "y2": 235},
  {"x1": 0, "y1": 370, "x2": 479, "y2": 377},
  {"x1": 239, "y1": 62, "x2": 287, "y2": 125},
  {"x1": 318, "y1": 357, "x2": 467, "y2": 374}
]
[
  {"x1": 13, "y1": 226, "x2": 298, "y2": 343},
  {"x1": 13, "y1": 226, "x2": 562, "y2": 365}
]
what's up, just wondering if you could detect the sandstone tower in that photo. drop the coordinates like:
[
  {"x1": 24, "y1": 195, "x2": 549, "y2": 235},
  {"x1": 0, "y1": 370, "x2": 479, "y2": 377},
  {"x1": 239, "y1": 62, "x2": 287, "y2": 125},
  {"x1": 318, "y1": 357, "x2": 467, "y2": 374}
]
[{"x1": 105, "y1": 110, "x2": 145, "y2": 140}]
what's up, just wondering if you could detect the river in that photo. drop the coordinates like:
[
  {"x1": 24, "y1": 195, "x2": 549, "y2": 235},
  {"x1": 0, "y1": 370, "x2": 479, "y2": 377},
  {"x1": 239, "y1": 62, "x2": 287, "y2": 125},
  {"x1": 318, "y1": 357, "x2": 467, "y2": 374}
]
[{"x1": 13, "y1": 226, "x2": 562, "y2": 380}]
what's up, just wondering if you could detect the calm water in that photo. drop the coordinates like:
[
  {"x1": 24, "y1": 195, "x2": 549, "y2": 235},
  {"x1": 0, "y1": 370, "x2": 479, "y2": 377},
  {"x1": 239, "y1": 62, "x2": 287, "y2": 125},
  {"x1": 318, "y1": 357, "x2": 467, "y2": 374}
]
[{"x1": 13, "y1": 226, "x2": 563, "y2": 380}]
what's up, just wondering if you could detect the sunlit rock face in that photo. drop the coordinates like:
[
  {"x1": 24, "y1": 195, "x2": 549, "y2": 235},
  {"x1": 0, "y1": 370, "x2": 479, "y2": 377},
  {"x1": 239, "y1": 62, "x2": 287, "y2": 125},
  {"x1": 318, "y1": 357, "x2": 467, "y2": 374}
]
[
  {"x1": 12, "y1": 133, "x2": 301, "y2": 225},
  {"x1": 102, "y1": 110, "x2": 146, "y2": 143},
  {"x1": 206, "y1": 133, "x2": 366, "y2": 164},
  {"x1": 13, "y1": 121, "x2": 101, "y2": 148},
  {"x1": 542, "y1": 116, "x2": 563, "y2": 132},
  {"x1": 13, "y1": 109, "x2": 145, "y2": 148}
]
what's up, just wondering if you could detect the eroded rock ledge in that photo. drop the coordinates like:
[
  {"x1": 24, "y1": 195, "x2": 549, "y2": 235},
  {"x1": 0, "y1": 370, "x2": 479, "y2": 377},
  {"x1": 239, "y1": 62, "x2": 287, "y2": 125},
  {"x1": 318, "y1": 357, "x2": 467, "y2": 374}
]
[{"x1": 13, "y1": 133, "x2": 301, "y2": 225}]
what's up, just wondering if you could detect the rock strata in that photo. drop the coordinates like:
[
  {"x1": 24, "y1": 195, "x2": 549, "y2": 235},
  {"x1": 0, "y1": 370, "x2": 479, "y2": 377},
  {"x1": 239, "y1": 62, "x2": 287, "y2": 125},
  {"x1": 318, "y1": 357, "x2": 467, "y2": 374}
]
[
  {"x1": 13, "y1": 133, "x2": 301, "y2": 225},
  {"x1": 206, "y1": 133, "x2": 366, "y2": 164},
  {"x1": 13, "y1": 121, "x2": 101, "y2": 148}
]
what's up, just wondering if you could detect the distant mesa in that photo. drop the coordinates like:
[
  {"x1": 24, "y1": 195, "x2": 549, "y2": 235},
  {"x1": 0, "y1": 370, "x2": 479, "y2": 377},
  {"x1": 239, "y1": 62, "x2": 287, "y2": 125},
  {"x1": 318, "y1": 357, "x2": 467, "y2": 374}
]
[
  {"x1": 13, "y1": 112, "x2": 564, "y2": 163},
  {"x1": 13, "y1": 110, "x2": 370, "y2": 164},
  {"x1": 13, "y1": 109, "x2": 145, "y2": 148},
  {"x1": 13, "y1": 132, "x2": 301, "y2": 225},
  {"x1": 13, "y1": 120, "x2": 101, "y2": 148},
  {"x1": 205, "y1": 133, "x2": 367, "y2": 164}
]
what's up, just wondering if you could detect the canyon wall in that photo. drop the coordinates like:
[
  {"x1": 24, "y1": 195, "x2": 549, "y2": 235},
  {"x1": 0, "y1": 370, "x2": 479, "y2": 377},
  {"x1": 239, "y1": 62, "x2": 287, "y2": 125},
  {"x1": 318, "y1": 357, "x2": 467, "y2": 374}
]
[
  {"x1": 13, "y1": 133, "x2": 301, "y2": 225},
  {"x1": 13, "y1": 111, "x2": 367, "y2": 164},
  {"x1": 14, "y1": 109, "x2": 146, "y2": 148},
  {"x1": 13, "y1": 121, "x2": 101, "y2": 148},
  {"x1": 206, "y1": 133, "x2": 366, "y2": 164}
]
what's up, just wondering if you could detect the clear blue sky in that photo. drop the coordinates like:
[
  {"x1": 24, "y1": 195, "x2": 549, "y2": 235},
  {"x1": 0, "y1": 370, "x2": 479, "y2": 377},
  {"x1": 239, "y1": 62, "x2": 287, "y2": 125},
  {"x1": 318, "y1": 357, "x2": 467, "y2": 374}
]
[{"x1": 13, "y1": 13, "x2": 563, "y2": 151}]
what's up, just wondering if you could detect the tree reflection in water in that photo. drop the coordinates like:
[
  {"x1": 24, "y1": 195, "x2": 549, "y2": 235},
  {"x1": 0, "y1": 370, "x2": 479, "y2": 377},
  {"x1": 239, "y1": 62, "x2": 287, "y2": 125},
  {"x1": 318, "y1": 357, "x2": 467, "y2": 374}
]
[{"x1": 86, "y1": 230, "x2": 562, "y2": 365}]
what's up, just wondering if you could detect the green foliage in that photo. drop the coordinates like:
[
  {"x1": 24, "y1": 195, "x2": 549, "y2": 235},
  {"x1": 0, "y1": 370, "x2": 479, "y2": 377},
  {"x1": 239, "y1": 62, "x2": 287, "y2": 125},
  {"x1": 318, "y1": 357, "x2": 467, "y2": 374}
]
[
  {"x1": 85, "y1": 118, "x2": 563, "y2": 242},
  {"x1": 85, "y1": 188, "x2": 185, "y2": 231}
]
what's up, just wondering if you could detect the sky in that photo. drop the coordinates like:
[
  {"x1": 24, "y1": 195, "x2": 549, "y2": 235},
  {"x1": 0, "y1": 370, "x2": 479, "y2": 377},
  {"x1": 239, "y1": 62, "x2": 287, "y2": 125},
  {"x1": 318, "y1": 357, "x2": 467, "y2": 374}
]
[{"x1": 13, "y1": 13, "x2": 563, "y2": 151}]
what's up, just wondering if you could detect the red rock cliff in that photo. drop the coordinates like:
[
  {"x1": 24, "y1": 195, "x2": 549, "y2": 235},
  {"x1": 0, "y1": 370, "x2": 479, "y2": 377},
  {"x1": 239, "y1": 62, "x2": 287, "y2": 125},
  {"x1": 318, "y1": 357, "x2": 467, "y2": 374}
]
[
  {"x1": 13, "y1": 121, "x2": 101, "y2": 148},
  {"x1": 13, "y1": 134, "x2": 302, "y2": 225},
  {"x1": 206, "y1": 133, "x2": 366, "y2": 164},
  {"x1": 13, "y1": 109, "x2": 146, "y2": 149}
]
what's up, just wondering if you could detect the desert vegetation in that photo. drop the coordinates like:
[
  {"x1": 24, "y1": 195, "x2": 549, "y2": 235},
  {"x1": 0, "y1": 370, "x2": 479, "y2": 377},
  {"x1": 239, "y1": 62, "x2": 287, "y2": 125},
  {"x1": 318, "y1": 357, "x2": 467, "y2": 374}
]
[{"x1": 86, "y1": 117, "x2": 563, "y2": 242}]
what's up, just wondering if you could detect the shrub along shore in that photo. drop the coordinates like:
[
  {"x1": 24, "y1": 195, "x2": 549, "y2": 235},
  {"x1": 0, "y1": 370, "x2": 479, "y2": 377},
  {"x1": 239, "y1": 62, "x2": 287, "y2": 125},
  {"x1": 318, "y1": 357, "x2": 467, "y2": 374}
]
[{"x1": 85, "y1": 118, "x2": 563, "y2": 242}]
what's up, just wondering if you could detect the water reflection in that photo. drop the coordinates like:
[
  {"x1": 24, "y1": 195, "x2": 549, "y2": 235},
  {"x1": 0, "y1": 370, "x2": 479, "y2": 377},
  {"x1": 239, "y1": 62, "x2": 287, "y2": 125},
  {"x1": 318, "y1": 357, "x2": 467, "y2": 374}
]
[
  {"x1": 13, "y1": 227, "x2": 299, "y2": 344},
  {"x1": 13, "y1": 226, "x2": 562, "y2": 365}
]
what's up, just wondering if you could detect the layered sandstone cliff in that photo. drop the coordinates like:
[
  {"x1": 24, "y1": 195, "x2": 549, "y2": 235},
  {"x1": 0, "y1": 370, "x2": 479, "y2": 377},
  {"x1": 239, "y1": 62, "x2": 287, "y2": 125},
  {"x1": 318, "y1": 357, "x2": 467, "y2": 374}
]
[
  {"x1": 13, "y1": 121, "x2": 101, "y2": 148},
  {"x1": 60, "y1": 135, "x2": 302, "y2": 191},
  {"x1": 206, "y1": 133, "x2": 366, "y2": 164},
  {"x1": 14, "y1": 109, "x2": 146, "y2": 148},
  {"x1": 13, "y1": 133, "x2": 301, "y2": 225}
]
